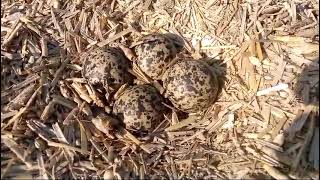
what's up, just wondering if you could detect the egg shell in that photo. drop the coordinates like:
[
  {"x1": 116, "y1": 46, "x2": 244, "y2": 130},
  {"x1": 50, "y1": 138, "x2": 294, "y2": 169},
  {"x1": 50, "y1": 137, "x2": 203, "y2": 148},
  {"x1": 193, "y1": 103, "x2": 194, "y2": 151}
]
[
  {"x1": 162, "y1": 59, "x2": 219, "y2": 113},
  {"x1": 113, "y1": 84, "x2": 167, "y2": 131},
  {"x1": 134, "y1": 34, "x2": 177, "y2": 80},
  {"x1": 81, "y1": 47, "x2": 132, "y2": 91}
]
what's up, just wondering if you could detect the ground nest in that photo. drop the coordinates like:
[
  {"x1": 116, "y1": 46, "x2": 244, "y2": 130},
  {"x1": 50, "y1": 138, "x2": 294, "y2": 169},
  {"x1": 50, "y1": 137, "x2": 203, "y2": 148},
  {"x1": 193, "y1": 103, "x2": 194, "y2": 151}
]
[{"x1": 1, "y1": 0, "x2": 319, "y2": 179}]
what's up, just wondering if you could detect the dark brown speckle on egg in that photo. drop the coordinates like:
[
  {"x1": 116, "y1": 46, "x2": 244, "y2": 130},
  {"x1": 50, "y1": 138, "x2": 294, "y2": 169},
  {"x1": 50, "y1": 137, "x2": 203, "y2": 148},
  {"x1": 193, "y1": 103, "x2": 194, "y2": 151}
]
[
  {"x1": 134, "y1": 34, "x2": 178, "y2": 80},
  {"x1": 162, "y1": 59, "x2": 219, "y2": 113},
  {"x1": 113, "y1": 84, "x2": 167, "y2": 131},
  {"x1": 81, "y1": 47, "x2": 133, "y2": 91}
]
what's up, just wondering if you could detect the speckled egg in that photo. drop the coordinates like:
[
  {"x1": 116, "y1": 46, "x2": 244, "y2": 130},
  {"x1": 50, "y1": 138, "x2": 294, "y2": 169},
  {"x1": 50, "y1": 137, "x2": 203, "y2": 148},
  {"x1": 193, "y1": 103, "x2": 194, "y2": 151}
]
[
  {"x1": 113, "y1": 84, "x2": 167, "y2": 131},
  {"x1": 162, "y1": 60, "x2": 219, "y2": 113},
  {"x1": 134, "y1": 34, "x2": 178, "y2": 80},
  {"x1": 81, "y1": 47, "x2": 132, "y2": 91}
]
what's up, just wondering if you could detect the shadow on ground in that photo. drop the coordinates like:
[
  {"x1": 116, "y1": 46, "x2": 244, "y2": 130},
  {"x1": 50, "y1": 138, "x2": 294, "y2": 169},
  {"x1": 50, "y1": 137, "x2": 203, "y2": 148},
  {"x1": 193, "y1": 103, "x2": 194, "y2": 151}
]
[{"x1": 278, "y1": 58, "x2": 319, "y2": 179}]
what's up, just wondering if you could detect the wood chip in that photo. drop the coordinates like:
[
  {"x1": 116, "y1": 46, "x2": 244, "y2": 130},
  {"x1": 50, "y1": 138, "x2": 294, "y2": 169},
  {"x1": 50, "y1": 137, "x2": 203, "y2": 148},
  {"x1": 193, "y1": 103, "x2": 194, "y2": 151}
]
[
  {"x1": 309, "y1": 127, "x2": 319, "y2": 170},
  {"x1": 2, "y1": 86, "x2": 41, "y2": 130},
  {"x1": 1, "y1": 0, "x2": 319, "y2": 178},
  {"x1": 256, "y1": 83, "x2": 288, "y2": 96},
  {"x1": 291, "y1": 112, "x2": 316, "y2": 171},
  {"x1": 263, "y1": 164, "x2": 290, "y2": 180},
  {"x1": 97, "y1": 27, "x2": 134, "y2": 47},
  {"x1": 165, "y1": 115, "x2": 199, "y2": 132},
  {"x1": 1, "y1": 135, "x2": 33, "y2": 168}
]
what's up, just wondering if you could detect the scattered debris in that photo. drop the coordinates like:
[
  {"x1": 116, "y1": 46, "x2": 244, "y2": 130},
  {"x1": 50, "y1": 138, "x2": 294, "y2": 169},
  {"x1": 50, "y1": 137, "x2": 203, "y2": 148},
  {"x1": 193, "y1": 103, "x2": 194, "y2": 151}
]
[{"x1": 1, "y1": 0, "x2": 318, "y2": 179}]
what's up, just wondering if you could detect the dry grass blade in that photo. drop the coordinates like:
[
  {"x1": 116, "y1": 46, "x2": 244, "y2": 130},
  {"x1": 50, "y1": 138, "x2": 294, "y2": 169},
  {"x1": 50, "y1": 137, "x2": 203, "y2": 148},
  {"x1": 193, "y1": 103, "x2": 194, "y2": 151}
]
[
  {"x1": 89, "y1": 138, "x2": 111, "y2": 164},
  {"x1": 40, "y1": 37, "x2": 49, "y2": 57},
  {"x1": 6, "y1": 83, "x2": 35, "y2": 110},
  {"x1": 37, "y1": 153, "x2": 50, "y2": 179},
  {"x1": 26, "y1": 119, "x2": 56, "y2": 142},
  {"x1": 52, "y1": 95, "x2": 77, "y2": 109},
  {"x1": 63, "y1": 107, "x2": 79, "y2": 125},
  {"x1": 52, "y1": 123, "x2": 69, "y2": 144},
  {"x1": 216, "y1": 0, "x2": 239, "y2": 36},
  {"x1": 207, "y1": 102, "x2": 243, "y2": 133},
  {"x1": 291, "y1": 112, "x2": 316, "y2": 171},
  {"x1": 50, "y1": 7, "x2": 64, "y2": 37},
  {"x1": 50, "y1": 58, "x2": 70, "y2": 88},
  {"x1": 76, "y1": 113, "x2": 89, "y2": 152},
  {"x1": 309, "y1": 127, "x2": 319, "y2": 170},
  {"x1": 113, "y1": 83, "x2": 129, "y2": 100},
  {"x1": 47, "y1": 141, "x2": 90, "y2": 155},
  {"x1": 71, "y1": 82, "x2": 92, "y2": 103},
  {"x1": 1, "y1": 111, "x2": 18, "y2": 121},
  {"x1": 263, "y1": 164, "x2": 290, "y2": 180},
  {"x1": 91, "y1": 114, "x2": 116, "y2": 139},
  {"x1": 256, "y1": 83, "x2": 288, "y2": 96},
  {"x1": 118, "y1": 128, "x2": 152, "y2": 154},
  {"x1": 1, "y1": 0, "x2": 319, "y2": 178},
  {"x1": 165, "y1": 115, "x2": 199, "y2": 132},
  {"x1": 1, "y1": 135, "x2": 33, "y2": 168},
  {"x1": 289, "y1": 104, "x2": 314, "y2": 133},
  {"x1": 1, "y1": 158, "x2": 15, "y2": 179},
  {"x1": 10, "y1": 74, "x2": 40, "y2": 92},
  {"x1": 2, "y1": 86, "x2": 41, "y2": 130},
  {"x1": 85, "y1": 84, "x2": 105, "y2": 108},
  {"x1": 40, "y1": 101, "x2": 56, "y2": 121},
  {"x1": 246, "y1": 146, "x2": 282, "y2": 167},
  {"x1": 270, "y1": 116, "x2": 287, "y2": 139},
  {"x1": 178, "y1": 130, "x2": 205, "y2": 145},
  {"x1": 131, "y1": 62, "x2": 152, "y2": 84},
  {"x1": 97, "y1": 27, "x2": 134, "y2": 47},
  {"x1": 2, "y1": 21, "x2": 23, "y2": 46}
]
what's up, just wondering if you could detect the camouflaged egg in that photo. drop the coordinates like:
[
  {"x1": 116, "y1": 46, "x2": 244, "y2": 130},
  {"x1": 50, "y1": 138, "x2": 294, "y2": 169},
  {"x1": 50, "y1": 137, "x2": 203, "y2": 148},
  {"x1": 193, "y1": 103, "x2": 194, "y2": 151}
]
[
  {"x1": 134, "y1": 34, "x2": 178, "y2": 80},
  {"x1": 81, "y1": 47, "x2": 132, "y2": 91},
  {"x1": 113, "y1": 84, "x2": 167, "y2": 131},
  {"x1": 162, "y1": 60, "x2": 219, "y2": 113}
]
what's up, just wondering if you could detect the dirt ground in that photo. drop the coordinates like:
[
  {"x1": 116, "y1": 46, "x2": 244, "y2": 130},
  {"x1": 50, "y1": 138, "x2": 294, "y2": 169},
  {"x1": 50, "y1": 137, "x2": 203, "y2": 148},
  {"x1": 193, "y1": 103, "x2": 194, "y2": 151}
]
[{"x1": 1, "y1": 0, "x2": 319, "y2": 179}]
